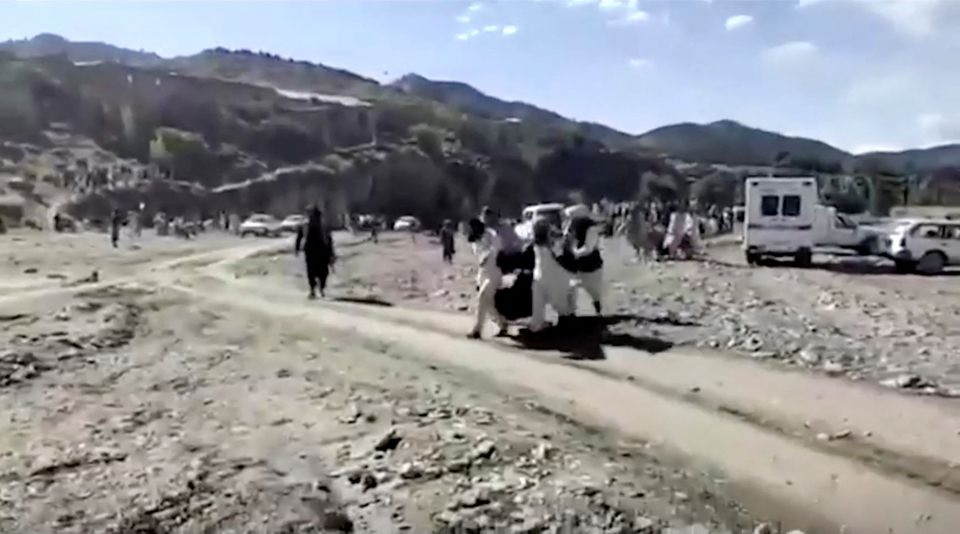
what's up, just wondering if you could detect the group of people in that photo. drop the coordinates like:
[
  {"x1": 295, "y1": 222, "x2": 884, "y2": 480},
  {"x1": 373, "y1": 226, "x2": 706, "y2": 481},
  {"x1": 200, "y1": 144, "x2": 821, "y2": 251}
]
[
  {"x1": 466, "y1": 205, "x2": 604, "y2": 339},
  {"x1": 619, "y1": 201, "x2": 731, "y2": 261}
]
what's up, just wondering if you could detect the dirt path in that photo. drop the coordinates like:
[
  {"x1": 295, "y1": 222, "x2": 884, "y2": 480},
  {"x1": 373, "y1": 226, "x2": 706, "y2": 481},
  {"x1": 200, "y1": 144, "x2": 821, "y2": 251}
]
[
  {"x1": 4, "y1": 232, "x2": 960, "y2": 533},
  {"x1": 172, "y1": 241, "x2": 960, "y2": 533}
]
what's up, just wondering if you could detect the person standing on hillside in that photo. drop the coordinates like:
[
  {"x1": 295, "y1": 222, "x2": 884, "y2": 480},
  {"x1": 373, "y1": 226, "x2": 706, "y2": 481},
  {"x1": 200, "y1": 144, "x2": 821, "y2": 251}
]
[{"x1": 296, "y1": 207, "x2": 336, "y2": 299}]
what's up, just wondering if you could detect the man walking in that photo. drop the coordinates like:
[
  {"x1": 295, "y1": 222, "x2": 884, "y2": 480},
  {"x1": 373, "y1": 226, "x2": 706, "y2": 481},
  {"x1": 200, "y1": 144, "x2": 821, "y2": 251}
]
[
  {"x1": 440, "y1": 219, "x2": 456, "y2": 264},
  {"x1": 296, "y1": 207, "x2": 336, "y2": 299},
  {"x1": 110, "y1": 209, "x2": 124, "y2": 248},
  {"x1": 563, "y1": 204, "x2": 604, "y2": 315}
]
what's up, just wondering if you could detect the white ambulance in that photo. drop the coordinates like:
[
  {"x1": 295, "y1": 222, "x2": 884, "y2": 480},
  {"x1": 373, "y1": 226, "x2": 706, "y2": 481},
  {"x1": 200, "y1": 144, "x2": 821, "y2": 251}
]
[{"x1": 743, "y1": 177, "x2": 818, "y2": 266}]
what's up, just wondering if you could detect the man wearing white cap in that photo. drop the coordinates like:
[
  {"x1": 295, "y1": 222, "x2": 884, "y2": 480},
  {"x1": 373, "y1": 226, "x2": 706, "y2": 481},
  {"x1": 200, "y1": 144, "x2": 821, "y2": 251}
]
[{"x1": 562, "y1": 204, "x2": 604, "y2": 315}]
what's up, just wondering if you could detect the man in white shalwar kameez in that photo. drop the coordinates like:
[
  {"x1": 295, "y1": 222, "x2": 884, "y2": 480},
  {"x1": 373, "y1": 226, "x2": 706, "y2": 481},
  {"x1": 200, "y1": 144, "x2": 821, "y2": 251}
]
[
  {"x1": 529, "y1": 218, "x2": 575, "y2": 332},
  {"x1": 664, "y1": 206, "x2": 689, "y2": 259},
  {"x1": 467, "y1": 218, "x2": 508, "y2": 339}
]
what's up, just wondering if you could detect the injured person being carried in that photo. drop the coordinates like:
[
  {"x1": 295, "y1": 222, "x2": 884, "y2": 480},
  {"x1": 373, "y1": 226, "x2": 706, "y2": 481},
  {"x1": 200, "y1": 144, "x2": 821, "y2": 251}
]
[{"x1": 466, "y1": 207, "x2": 604, "y2": 338}]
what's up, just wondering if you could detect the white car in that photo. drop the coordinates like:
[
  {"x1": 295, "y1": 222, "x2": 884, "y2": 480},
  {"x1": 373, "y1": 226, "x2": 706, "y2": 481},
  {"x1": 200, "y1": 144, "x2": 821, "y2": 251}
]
[
  {"x1": 883, "y1": 219, "x2": 960, "y2": 274},
  {"x1": 280, "y1": 214, "x2": 307, "y2": 233},
  {"x1": 239, "y1": 214, "x2": 282, "y2": 237},
  {"x1": 514, "y1": 203, "x2": 565, "y2": 243},
  {"x1": 393, "y1": 216, "x2": 421, "y2": 232}
]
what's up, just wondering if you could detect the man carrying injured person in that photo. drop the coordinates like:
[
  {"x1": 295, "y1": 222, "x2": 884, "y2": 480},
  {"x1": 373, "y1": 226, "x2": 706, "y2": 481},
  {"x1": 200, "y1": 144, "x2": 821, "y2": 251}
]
[
  {"x1": 563, "y1": 204, "x2": 604, "y2": 316},
  {"x1": 466, "y1": 217, "x2": 508, "y2": 339},
  {"x1": 529, "y1": 217, "x2": 576, "y2": 332}
]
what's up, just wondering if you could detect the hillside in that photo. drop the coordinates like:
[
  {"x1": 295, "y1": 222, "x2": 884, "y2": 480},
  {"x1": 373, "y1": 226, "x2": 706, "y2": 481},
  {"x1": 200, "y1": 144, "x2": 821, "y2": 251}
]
[
  {"x1": 636, "y1": 120, "x2": 851, "y2": 167},
  {"x1": 0, "y1": 33, "x2": 162, "y2": 67},
  {"x1": 390, "y1": 73, "x2": 637, "y2": 149},
  {"x1": 0, "y1": 32, "x2": 958, "y2": 229},
  {"x1": 858, "y1": 144, "x2": 960, "y2": 174}
]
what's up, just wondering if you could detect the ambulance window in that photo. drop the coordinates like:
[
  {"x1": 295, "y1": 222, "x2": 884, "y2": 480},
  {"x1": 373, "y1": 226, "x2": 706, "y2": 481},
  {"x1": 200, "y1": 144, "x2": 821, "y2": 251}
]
[
  {"x1": 782, "y1": 195, "x2": 801, "y2": 217},
  {"x1": 760, "y1": 195, "x2": 779, "y2": 216}
]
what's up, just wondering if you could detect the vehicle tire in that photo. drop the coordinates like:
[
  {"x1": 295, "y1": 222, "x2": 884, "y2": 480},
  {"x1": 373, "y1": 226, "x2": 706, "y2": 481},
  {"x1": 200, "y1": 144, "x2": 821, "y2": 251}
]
[
  {"x1": 894, "y1": 259, "x2": 915, "y2": 274},
  {"x1": 794, "y1": 248, "x2": 812, "y2": 268},
  {"x1": 917, "y1": 251, "x2": 946, "y2": 275},
  {"x1": 240, "y1": 231, "x2": 249, "y2": 238},
  {"x1": 745, "y1": 251, "x2": 759, "y2": 265},
  {"x1": 856, "y1": 237, "x2": 876, "y2": 256}
]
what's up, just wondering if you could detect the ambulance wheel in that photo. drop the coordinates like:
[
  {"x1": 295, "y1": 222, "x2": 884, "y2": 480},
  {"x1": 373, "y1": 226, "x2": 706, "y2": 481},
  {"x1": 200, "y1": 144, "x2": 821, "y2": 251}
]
[{"x1": 794, "y1": 248, "x2": 812, "y2": 268}]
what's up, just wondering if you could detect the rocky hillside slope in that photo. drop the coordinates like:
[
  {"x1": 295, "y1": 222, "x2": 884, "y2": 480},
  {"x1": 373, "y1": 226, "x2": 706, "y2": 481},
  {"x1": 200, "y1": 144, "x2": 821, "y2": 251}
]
[
  {"x1": 0, "y1": 43, "x2": 684, "y2": 228},
  {"x1": 0, "y1": 33, "x2": 957, "y2": 228}
]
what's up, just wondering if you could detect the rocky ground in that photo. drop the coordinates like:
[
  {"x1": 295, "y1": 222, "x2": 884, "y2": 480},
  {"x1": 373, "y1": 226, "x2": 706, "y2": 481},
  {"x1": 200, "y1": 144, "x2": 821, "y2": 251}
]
[
  {"x1": 3, "y1": 228, "x2": 959, "y2": 534},
  {"x1": 0, "y1": 231, "x2": 758, "y2": 534},
  {"x1": 236, "y1": 231, "x2": 960, "y2": 398}
]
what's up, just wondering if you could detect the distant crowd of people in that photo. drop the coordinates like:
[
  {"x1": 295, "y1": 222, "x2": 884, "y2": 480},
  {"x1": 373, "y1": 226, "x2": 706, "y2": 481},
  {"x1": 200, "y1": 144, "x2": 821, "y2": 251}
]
[{"x1": 74, "y1": 198, "x2": 735, "y2": 340}]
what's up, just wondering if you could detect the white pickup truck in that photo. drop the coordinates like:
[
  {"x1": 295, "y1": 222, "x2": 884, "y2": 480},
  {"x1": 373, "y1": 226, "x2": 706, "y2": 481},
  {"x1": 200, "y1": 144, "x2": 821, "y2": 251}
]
[{"x1": 813, "y1": 205, "x2": 884, "y2": 255}]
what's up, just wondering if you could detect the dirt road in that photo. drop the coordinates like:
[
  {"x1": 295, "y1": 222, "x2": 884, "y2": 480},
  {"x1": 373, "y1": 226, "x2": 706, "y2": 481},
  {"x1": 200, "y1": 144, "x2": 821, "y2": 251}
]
[{"x1": 2, "y1": 230, "x2": 959, "y2": 533}]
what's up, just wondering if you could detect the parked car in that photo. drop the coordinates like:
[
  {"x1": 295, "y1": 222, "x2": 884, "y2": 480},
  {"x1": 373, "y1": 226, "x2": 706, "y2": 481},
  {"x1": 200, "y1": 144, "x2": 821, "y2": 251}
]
[
  {"x1": 239, "y1": 214, "x2": 282, "y2": 237},
  {"x1": 881, "y1": 218, "x2": 960, "y2": 274},
  {"x1": 514, "y1": 203, "x2": 565, "y2": 243},
  {"x1": 280, "y1": 214, "x2": 307, "y2": 233},
  {"x1": 393, "y1": 216, "x2": 421, "y2": 232}
]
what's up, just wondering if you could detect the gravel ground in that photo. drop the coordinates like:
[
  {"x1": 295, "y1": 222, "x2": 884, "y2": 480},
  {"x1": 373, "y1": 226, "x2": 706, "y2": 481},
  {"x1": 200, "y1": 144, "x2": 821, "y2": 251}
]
[
  {"x1": 0, "y1": 232, "x2": 757, "y2": 534},
  {"x1": 237, "y1": 231, "x2": 960, "y2": 398}
]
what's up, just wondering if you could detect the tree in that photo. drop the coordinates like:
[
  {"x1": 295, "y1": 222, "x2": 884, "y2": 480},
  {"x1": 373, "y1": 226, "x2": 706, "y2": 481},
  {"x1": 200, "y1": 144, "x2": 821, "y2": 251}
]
[
  {"x1": 691, "y1": 171, "x2": 738, "y2": 208},
  {"x1": 823, "y1": 190, "x2": 867, "y2": 214},
  {"x1": 410, "y1": 123, "x2": 444, "y2": 161}
]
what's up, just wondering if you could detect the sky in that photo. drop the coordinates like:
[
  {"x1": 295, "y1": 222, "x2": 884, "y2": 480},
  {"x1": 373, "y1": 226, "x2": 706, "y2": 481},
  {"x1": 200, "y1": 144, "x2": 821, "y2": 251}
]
[{"x1": 1, "y1": 0, "x2": 959, "y2": 153}]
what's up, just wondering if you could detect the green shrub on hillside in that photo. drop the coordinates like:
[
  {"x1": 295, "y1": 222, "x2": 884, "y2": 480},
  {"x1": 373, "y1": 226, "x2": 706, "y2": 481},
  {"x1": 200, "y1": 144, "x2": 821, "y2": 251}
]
[{"x1": 410, "y1": 123, "x2": 444, "y2": 160}]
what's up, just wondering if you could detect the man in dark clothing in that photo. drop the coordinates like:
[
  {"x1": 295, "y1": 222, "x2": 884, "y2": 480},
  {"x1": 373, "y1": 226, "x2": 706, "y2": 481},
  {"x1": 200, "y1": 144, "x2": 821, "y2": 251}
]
[
  {"x1": 295, "y1": 207, "x2": 336, "y2": 299},
  {"x1": 110, "y1": 209, "x2": 124, "y2": 248},
  {"x1": 440, "y1": 219, "x2": 456, "y2": 264}
]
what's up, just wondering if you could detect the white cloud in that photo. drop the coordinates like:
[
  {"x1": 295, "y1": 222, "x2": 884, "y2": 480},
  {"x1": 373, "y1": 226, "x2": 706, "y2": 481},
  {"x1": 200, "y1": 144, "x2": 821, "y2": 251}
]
[
  {"x1": 599, "y1": 0, "x2": 637, "y2": 10},
  {"x1": 456, "y1": 14, "x2": 471, "y2": 23},
  {"x1": 627, "y1": 58, "x2": 653, "y2": 69},
  {"x1": 456, "y1": 25, "x2": 517, "y2": 41},
  {"x1": 455, "y1": 28, "x2": 482, "y2": 41},
  {"x1": 844, "y1": 74, "x2": 913, "y2": 108},
  {"x1": 567, "y1": 0, "x2": 596, "y2": 5},
  {"x1": 609, "y1": 10, "x2": 650, "y2": 25},
  {"x1": 467, "y1": 2, "x2": 484, "y2": 12},
  {"x1": 803, "y1": 0, "x2": 960, "y2": 38},
  {"x1": 918, "y1": 113, "x2": 960, "y2": 143},
  {"x1": 763, "y1": 41, "x2": 817, "y2": 66},
  {"x1": 857, "y1": 0, "x2": 945, "y2": 38},
  {"x1": 725, "y1": 14, "x2": 753, "y2": 31}
]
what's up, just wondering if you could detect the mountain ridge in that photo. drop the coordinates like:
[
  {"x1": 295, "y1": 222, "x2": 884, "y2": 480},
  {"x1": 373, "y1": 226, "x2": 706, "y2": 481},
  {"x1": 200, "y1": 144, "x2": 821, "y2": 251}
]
[{"x1": 1, "y1": 33, "x2": 959, "y2": 172}]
